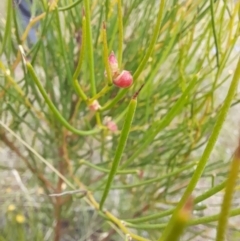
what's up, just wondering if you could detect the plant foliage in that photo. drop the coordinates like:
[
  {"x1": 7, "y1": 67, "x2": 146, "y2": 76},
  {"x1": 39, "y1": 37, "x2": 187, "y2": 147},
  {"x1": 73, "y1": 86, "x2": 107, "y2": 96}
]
[{"x1": 0, "y1": 0, "x2": 240, "y2": 240}]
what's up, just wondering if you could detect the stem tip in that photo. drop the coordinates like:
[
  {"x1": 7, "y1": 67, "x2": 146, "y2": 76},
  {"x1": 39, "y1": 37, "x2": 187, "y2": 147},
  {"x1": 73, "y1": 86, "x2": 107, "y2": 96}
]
[{"x1": 133, "y1": 84, "x2": 145, "y2": 99}]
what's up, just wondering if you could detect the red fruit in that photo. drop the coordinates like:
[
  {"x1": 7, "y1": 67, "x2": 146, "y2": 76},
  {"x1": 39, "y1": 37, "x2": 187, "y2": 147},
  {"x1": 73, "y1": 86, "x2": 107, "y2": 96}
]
[{"x1": 113, "y1": 70, "x2": 133, "y2": 88}]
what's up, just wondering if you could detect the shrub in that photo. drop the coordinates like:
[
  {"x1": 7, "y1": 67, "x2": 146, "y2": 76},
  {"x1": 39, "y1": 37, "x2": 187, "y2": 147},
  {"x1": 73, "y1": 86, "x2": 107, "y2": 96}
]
[{"x1": 0, "y1": 0, "x2": 240, "y2": 240}]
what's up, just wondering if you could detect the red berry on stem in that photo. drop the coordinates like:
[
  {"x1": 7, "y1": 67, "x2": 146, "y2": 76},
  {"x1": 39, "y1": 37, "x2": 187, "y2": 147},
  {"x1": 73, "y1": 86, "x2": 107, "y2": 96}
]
[{"x1": 113, "y1": 70, "x2": 133, "y2": 88}]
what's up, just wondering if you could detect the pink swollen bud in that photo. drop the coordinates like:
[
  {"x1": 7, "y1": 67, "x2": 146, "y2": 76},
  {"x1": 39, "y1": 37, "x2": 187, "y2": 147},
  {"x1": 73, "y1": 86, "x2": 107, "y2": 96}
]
[
  {"x1": 138, "y1": 170, "x2": 144, "y2": 179},
  {"x1": 89, "y1": 100, "x2": 101, "y2": 111},
  {"x1": 108, "y1": 51, "x2": 119, "y2": 77},
  {"x1": 107, "y1": 121, "x2": 118, "y2": 132},
  {"x1": 113, "y1": 70, "x2": 133, "y2": 88},
  {"x1": 103, "y1": 116, "x2": 118, "y2": 132}
]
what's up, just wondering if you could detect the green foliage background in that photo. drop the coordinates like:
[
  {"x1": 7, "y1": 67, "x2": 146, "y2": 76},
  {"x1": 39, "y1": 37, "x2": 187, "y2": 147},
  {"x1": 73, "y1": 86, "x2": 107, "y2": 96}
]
[{"x1": 0, "y1": 0, "x2": 240, "y2": 240}]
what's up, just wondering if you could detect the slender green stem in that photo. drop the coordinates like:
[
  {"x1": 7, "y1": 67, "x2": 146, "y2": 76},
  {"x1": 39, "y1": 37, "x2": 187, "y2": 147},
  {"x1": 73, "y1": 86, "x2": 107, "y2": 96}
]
[
  {"x1": 26, "y1": 62, "x2": 99, "y2": 136},
  {"x1": 94, "y1": 4, "x2": 104, "y2": 48},
  {"x1": 1, "y1": 0, "x2": 12, "y2": 55},
  {"x1": 58, "y1": 0, "x2": 83, "y2": 11},
  {"x1": 101, "y1": 0, "x2": 165, "y2": 111},
  {"x1": 90, "y1": 85, "x2": 113, "y2": 102},
  {"x1": 12, "y1": 5, "x2": 21, "y2": 44},
  {"x1": 105, "y1": 0, "x2": 109, "y2": 21},
  {"x1": 216, "y1": 149, "x2": 240, "y2": 241},
  {"x1": 189, "y1": 208, "x2": 240, "y2": 226},
  {"x1": 73, "y1": 82, "x2": 88, "y2": 102},
  {"x1": 102, "y1": 23, "x2": 112, "y2": 85},
  {"x1": 84, "y1": 0, "x2": 96, "y2": 95},
  {"x1": 126, "y1": 222, "x2": 166, "y2": 230},
  {"x1": 125, "y1": 207, "x2": 240, "y2": 230},
  {"x1": 100, "y1": 97, "x2": 138, "y2": 209},
  {"x1": 73, "y1": 15, "x2": 86, "y2": 80},
  {"x1": 108, "y1": 16, "x2": 118, "y2": 51},
  {"x1": 126, "y1": 180, "x2": 226, "y2": 224},
  {"x1": 159, "y1": 58, "x2": 240, "y2": 241},
  {"x1": 194, "y1": 180, "x2": 226, "y2": 204},
  {"x1": 72, "y1": 15, "x2": 88, "y2": 101},
  {"x1": 121, "y1": 76, "x2": 197, "y2": 169},
  {"x1": 210, "y1": 0, "x2": 220, "y2": 67},
  {"x1": 133, "y1": 0, "x2": 165, "y2": 81},
  {"x1": 101, "y1": 89, "x2": 125, "y2": 111},
  {"x1": 79, "y1": 160, "x2": 138, "y2": 174},
  {"x1": 117, "y1": 0, "x2": 123, "y2": 67},
  {"x1": 111, "y1": 163, "x2": 195, "y2": 190},
  {"x1": 55, "y1": 8, "x2": 72, "y2": 82},
  {"x1": 162, "y1": 198, "x2": 193, "y2": 241}
]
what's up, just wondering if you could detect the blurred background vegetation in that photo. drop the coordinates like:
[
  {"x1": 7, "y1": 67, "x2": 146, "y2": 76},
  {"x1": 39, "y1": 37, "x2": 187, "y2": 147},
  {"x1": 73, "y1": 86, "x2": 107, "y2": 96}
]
[{"x1": 0, "y1": 0, "x2": 240, "y2": 240}]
